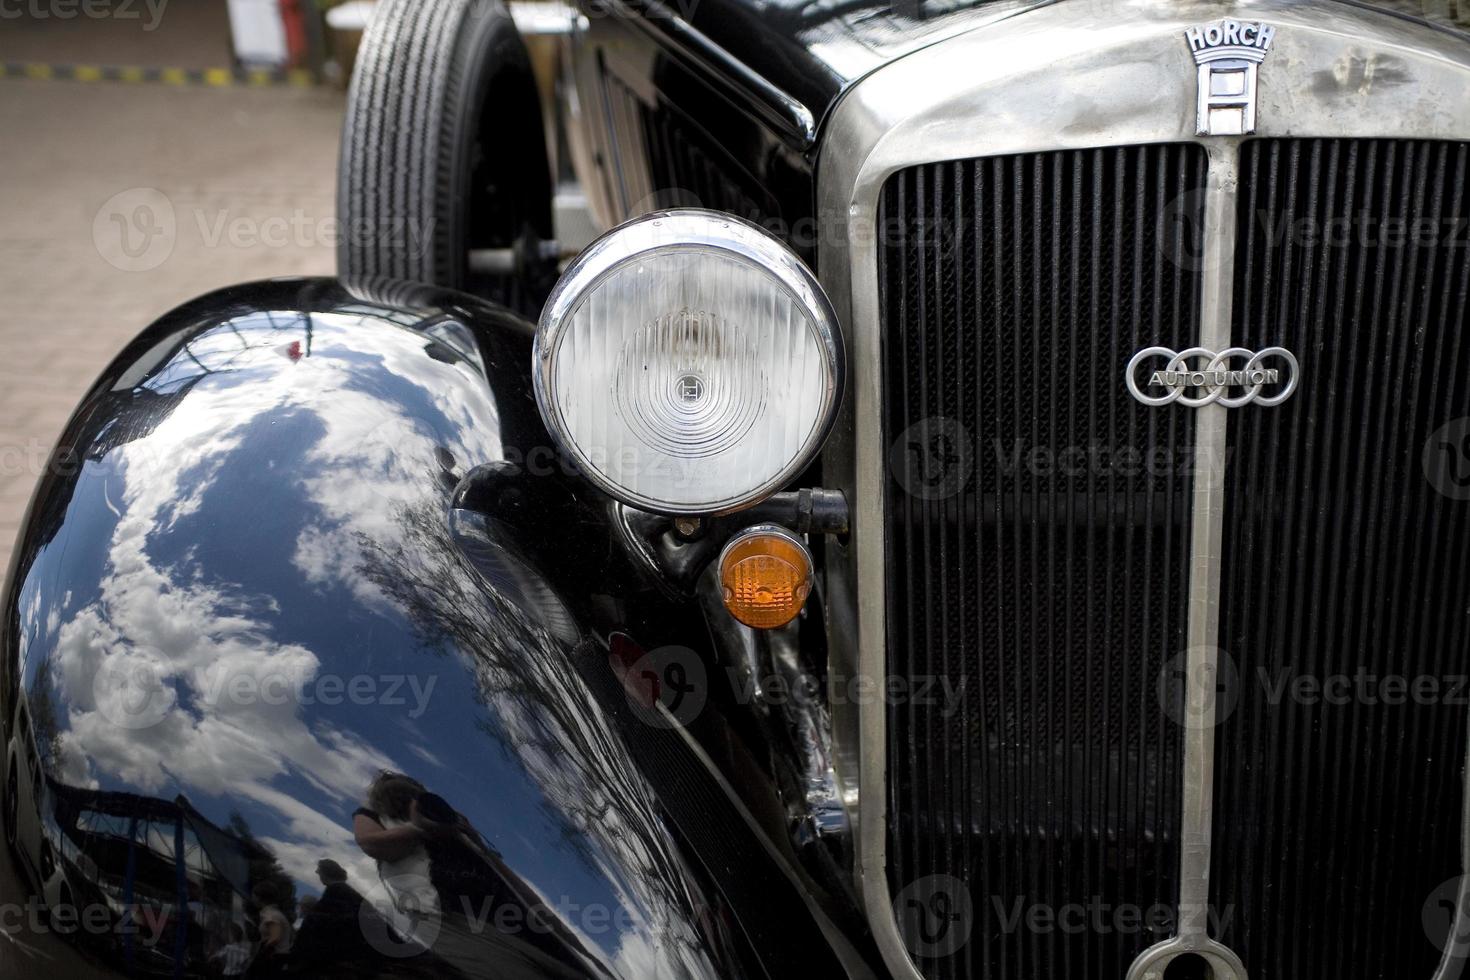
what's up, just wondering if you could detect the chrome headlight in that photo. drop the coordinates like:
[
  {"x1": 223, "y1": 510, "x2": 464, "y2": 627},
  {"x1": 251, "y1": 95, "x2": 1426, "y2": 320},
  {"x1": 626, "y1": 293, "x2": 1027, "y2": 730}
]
[{"x1": 534, "y1": 210, "x2": 844, "y2": 515}]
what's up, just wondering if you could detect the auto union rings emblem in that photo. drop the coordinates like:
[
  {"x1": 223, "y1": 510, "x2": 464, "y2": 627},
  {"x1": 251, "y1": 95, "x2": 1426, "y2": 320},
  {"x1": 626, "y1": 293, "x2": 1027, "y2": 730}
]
[{"x1": 1126, "y1": 346, "x2": 1299, "y2": 408}]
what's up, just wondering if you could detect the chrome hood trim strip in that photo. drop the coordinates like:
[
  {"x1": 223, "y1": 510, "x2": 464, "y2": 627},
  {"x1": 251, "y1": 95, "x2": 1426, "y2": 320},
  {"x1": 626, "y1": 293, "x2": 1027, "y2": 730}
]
[{"x1": 1124, "y1": 140, "x2": 1248, "y2": 980}]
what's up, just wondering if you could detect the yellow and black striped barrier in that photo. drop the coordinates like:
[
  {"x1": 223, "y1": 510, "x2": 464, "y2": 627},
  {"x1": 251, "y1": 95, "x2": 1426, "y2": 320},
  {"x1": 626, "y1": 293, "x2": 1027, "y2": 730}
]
[{"x1": 1, "y1": 62, "x2": 317, "y2": 88}]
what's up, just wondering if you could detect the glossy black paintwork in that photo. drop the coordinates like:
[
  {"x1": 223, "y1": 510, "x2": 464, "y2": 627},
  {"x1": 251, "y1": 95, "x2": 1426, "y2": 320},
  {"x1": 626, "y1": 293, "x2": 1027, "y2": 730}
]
[
  {"x1": 577, "y1": 0, "x2": 1050, "y2": 268},
  {"x1": 614, "y1": 0, "x2": 1044, "y2": 142},
  {"x1": 0, "y1": 278, "x2": 856, "y2": 978}
]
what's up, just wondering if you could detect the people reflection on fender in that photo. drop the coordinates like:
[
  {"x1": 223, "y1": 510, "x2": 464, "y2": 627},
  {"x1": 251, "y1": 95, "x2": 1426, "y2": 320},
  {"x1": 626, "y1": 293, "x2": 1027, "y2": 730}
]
[
  {"x1": 289, "y1": 859, "x2": 385, "y2": 976},
  {"x1": 353, "y1": 771, "x2": 599, "y2": 979},
  {"x1": 293, "y1": 895, "x2": 318, "y2": 933},
  {"x1": 210, "y1": 923, "x2": 252, "y2": 977},
  {"x1": 246, "y1": 882, "x2": 294, "y2": 976}
]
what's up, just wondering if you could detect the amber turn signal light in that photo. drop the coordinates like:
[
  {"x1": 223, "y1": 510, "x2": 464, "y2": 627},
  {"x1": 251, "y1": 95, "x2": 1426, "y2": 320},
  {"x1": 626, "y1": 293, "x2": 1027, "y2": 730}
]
[{"x1": 718, "y1": 525, "x2": 813, "y2": 629}]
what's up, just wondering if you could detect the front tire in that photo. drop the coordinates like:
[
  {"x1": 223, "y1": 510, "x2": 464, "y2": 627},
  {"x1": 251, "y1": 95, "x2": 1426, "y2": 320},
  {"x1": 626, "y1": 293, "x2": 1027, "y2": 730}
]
[{"x1": 338, "y1": 0, "x2": 553, "y2": 308}]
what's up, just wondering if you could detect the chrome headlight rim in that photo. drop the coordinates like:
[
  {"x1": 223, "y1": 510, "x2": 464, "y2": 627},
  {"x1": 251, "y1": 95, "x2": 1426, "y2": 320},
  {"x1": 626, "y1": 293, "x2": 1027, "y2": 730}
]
[{"x1": 533, "y1": 208, "x2": 846, "y2": 516}]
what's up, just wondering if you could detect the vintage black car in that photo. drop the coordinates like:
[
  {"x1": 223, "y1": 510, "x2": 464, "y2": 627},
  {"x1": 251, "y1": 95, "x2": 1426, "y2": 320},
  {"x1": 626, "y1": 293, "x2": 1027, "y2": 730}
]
[{"x1": 4, "y1": 0, "x2": 1470, "y2": 977}]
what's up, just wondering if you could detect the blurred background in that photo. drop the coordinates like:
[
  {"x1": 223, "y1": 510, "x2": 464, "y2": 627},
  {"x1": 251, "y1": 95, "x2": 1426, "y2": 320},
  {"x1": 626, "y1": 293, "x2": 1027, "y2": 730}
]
[{"x1": 0, "y1": 1, "x2": 371, "y2": 577}]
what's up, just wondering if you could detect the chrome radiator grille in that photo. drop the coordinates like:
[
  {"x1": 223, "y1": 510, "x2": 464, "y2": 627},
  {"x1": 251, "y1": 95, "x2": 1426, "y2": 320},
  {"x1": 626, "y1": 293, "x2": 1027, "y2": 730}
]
[
  {"x1": 1212, "y1": 137, "x2": 1470, "y2": 979},
  {"x1": 878, "y1": 144, "x2": 1208, "y2": 979}
]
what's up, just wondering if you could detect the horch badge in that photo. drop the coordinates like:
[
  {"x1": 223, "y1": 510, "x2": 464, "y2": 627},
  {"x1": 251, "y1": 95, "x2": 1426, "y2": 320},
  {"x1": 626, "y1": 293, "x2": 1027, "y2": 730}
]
[{"x1": 1187, "y1": 19, "x2": 1276, "y2": 136}]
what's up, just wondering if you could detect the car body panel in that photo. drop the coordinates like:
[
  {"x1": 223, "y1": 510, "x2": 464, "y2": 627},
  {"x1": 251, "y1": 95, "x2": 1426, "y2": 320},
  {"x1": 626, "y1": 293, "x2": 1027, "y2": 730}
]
[
  {"x1": 0, "y1": 277, "x2": 856, "y2": 978},
  {"x1": 561, "y1": 0, "x2": 1056, "y2": 262}
]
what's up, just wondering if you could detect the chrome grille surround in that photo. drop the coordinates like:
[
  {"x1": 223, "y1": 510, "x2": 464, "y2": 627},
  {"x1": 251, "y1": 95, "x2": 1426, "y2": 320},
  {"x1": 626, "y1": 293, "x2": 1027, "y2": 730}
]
[{"x1": 813, "y1": 3, "x2": 1470, "y2": 978}]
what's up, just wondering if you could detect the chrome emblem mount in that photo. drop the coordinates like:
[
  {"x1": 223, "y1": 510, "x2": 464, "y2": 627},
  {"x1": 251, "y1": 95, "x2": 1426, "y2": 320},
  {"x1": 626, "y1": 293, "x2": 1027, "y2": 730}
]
[
  {"x1": 1126, "y1": 346, "x2": 1300, "y2": 408},
  {"x1": 1187, "y1": 19, "x2": 1276, "y2": 136}
]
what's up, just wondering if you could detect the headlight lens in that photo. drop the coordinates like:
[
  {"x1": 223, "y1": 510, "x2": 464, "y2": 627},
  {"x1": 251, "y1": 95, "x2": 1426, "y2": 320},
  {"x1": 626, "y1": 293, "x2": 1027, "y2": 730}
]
[{"x1": 534, "y1": 210, "x2": 843, "y2": 514}]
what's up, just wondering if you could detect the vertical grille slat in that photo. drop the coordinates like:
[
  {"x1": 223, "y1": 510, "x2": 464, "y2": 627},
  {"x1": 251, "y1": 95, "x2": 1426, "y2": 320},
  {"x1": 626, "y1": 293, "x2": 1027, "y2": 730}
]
[
  {"x1": 1214, "y1": 137, "x2": 1470, "y2": 980},
  {"x1": 880, "y1": 144, "x2": 1208, "y2": 979}
]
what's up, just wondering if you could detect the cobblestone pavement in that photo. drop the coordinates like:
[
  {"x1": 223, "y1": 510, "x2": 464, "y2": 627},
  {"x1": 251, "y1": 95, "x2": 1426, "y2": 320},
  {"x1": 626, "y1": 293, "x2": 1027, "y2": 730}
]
[{"x1": 0, "y1": 78, "x2": 343, "y2": 579}]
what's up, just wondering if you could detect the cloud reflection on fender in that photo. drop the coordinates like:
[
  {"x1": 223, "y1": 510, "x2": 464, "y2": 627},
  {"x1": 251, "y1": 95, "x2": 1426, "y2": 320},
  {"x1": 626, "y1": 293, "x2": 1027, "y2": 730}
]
[{"x1": 6, "y1": 288, "x2": 726, "y2": 978}]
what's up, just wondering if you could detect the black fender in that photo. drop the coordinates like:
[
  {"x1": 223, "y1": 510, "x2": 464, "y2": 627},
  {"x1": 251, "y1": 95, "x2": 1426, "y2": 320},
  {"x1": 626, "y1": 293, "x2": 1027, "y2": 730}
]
[{"x1": 0, "y1": 278, "x2": 856, "y2": 979}]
